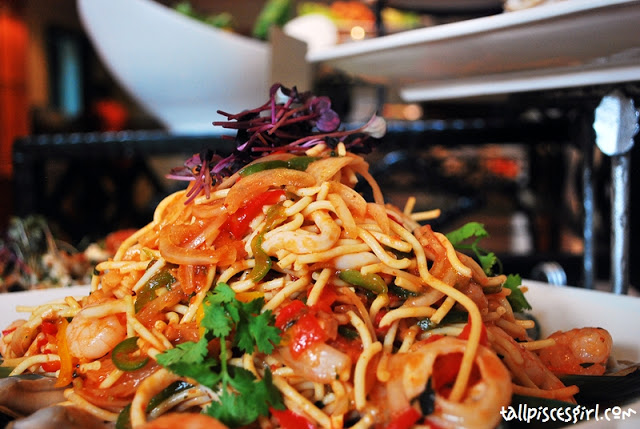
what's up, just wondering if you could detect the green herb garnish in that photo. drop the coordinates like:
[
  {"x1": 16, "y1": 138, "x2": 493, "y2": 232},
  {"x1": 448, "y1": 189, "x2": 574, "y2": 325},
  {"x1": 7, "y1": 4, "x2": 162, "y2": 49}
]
[
  {"x1": 446, "y1": 223, "x2": 531, "y2": 312},
  {"x1": 446, "y1": 222, "x2": 499, "y2": 276},
  {"x1": 156, "y1": 283, "x2": 283, "y2": 427},
  {"x1": 503, "y1": 274, "x2": 531, "y2": 312}
]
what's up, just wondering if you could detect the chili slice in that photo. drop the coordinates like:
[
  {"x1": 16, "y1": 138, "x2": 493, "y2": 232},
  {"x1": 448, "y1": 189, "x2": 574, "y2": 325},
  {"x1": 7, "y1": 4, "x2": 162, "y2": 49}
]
[
  {"x1": 135, "y1": 269, "x2": 176, "y2": 313},
  {"x1": 249, "y1": 232, "x2": 272, "y2": 282},
  {"x1": 338, "y1": 270, "x2": 388, "y2": 294},
  {"x1": 112, "y1": 337, "x2": 149, "y2": 371},
  {"x1": 238, "y1": 156, "x2": 317, "y2": 177}
]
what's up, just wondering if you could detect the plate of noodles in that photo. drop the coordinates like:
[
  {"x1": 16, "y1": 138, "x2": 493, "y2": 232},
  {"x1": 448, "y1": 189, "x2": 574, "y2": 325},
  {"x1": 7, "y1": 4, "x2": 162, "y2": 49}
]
[{"x1": 1, "y1": 84, "x2": 639, "y2": 428}]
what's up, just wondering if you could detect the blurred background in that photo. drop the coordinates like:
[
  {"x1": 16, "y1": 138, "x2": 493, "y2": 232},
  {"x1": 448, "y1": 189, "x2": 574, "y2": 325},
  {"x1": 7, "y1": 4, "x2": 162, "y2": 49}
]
[{"x1": 1, "y1": 0, "x2": 638, "y2": 291}]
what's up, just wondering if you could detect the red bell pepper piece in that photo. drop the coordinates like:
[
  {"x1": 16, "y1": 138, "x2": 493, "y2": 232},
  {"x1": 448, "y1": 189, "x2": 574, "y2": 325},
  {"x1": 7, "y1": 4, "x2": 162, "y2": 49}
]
[{"x1": 227, "y1": 189, "x2": 285, "y2": 238}]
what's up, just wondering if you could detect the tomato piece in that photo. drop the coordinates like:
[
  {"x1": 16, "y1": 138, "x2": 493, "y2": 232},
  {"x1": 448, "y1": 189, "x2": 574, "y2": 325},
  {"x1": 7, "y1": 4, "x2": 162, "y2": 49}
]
[
  {"x1": 41, "y1": 320, "x2": 58, "y2": 336},
  {"x1": 290, "y1": 313, "x2": 327, "y2": 358},
  {"x1": 275, "y1": 300, "x2": 306, "y2": 330},
  {"x1": 41, "y1": 351, "x2": 61, "y2": 373},
  {"x1": 457, "y1": 314, "x2": 488, "y2": 347},
  {"x1": 270, "y1": 407, "x2": 316, "y2": 429},
  {"x1": 308, "y1": 284, "x2": 337, "y2": 314},
  {"x1": 226, "y1": 189, "x2": 285, "y2": 238},
  {"x1": 386, "y1": 406, "x2": 421, "y2": 429}
]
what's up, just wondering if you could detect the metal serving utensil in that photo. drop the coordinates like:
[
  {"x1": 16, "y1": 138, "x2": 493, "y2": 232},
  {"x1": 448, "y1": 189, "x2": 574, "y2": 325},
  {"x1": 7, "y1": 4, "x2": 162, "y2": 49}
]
[{"x1": 593, "y1": 90, "x2": 639, "y2": 295}]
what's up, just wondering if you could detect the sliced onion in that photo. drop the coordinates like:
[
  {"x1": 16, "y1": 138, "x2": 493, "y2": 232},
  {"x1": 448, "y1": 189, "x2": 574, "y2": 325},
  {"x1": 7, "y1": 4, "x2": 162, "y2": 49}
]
[
  {"x1": 329, "y1": 181, "x2": 367, "y2": 219},
  {"x1": 159, "y1": 226, "x2": 236, "y2": 266},
  {"x1": 224, "y1": 168, "x2": 316, "y2": 214},
  {"x1": 278, "y1": 342, "x2": 352, "y2": 384},
  {"x1": 305, "y1": 156, "x2": 354, "y2": 183}
]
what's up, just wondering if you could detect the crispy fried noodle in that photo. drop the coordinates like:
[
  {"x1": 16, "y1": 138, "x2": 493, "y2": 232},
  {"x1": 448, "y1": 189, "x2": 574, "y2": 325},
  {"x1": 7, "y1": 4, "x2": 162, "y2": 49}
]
[{"x1": 0, "y1": 85, "x2": 613, "y2": 429}]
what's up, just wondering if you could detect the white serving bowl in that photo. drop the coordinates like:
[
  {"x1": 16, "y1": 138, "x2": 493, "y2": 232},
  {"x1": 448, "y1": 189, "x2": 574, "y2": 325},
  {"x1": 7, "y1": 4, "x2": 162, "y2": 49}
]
[{"x1": 77, "y1": 0, "x2": 272, "y2": 134}]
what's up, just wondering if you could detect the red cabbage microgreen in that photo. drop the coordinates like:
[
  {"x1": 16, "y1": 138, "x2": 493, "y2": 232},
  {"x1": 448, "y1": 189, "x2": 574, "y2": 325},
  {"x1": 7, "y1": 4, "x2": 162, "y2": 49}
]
[{"x1": 166, "y1": 83, "x2": 386, "y2": 203}]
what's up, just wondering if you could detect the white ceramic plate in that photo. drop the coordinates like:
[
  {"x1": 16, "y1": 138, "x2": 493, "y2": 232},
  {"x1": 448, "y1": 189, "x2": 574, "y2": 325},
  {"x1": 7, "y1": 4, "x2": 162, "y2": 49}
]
[
  {"x1": 306, "y1": 0, "x2": 640, "y2": 101},
  {"x1": 1, "y1": 281, "x2": 639, "y2": 426}
]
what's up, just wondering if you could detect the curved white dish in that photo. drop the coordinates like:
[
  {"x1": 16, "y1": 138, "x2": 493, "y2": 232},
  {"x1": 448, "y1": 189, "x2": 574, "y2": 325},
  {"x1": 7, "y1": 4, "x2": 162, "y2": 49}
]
[
  {"x1": 77, "y1": 0, "x2": 271, "y2": 134},
  {"x1": 1, "y1": 281, "x2": 639, "y2": 426}
]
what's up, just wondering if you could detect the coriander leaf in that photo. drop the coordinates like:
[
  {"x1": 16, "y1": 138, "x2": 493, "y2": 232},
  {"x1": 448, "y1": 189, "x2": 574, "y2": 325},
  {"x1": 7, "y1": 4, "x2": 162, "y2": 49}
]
[
  {"x1": 446, "y1": 221, "x2": 489, "y2": 246},
  {"x1": 209, "y1": 283, "x2": 236, "y2": 304},
  {"x1": 234, "y1": 299, "x2": 280, "y2": 355},
  {"x1": 205, "y1": 369, "x2": 283, "y2": 427},
  {"x1": 247, "y1": 310, "x2": 281, "y2": 354},
  {"x1": 503, "y1": 274, "x2": 532, "y2": 312},
  {"x1": 202, "y1": 300, "x2": 234, "y2": 338},
  {"x1": 446, "y1": 222, "x2": 500, "y2": 276},
  {"x1": 156, "y1": 338, "x2": 207, "y2": 367},
  {"x1": 478, "y1": 251, "x2": 498, "y2": 275},
  {"x1": 227, "y1": 365, "x2": 257, "y2": 392},
  {"x1": 156, "y1": 338, "x2": 221, "y2": 387},
  {"x1": 240, "y1": 296, "x2": 264, "y2": 316},
  {"x1": 158, "y1": 283, "x2": 284, "y2": 428},
  {"x1": 206, "y1": 389, "x2": 255, "y2": 427}
]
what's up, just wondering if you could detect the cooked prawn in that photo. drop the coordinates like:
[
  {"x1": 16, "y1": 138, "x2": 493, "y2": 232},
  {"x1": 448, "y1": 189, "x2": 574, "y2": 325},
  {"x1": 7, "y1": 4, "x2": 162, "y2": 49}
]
[
  {"x1": 537, "y1": 327, "x2": 612, "y2": 375},
  {"x1": 65, "y1": 310, "x2": 126, "y2": 361},
  {"x1": 377, "y1": 336, "x2": 512, "y2": 429},
  {"x1": 2, "y1": 320, "x2": 34, "y2": 358},
  {"x1": 487, "y1": 326, "x2": 566, "y2": 391},
  {"x1": 262, "y1": 210, "x2": 340, "y2": 254}
]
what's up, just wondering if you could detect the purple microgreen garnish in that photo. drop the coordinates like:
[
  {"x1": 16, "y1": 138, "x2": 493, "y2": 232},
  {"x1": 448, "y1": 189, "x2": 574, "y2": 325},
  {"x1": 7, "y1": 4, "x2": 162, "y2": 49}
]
[{"x1": 167, "y1": 83, "x2": 386, "y2": 201}]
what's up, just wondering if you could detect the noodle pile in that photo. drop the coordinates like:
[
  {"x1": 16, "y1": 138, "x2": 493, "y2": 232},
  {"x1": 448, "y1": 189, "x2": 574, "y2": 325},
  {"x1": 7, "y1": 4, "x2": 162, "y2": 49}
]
[{"x1": 0, "y1": 86, "x2": 602, "y2": 429}]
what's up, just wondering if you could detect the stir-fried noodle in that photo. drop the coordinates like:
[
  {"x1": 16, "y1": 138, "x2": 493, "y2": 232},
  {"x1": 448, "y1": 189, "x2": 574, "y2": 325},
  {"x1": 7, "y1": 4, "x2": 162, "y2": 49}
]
[{"x1": 0, "y1": 86, "x2": 612, "y2": 429}]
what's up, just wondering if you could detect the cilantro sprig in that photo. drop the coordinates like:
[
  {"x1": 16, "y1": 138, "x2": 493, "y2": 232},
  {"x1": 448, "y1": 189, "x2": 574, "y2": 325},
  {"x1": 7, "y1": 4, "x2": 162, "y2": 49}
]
[
  {"x1": 157, "y1": 283, "x2": 283, "y2": 427},
  {"x1": 446, "y1": 222, "x2": 499, "y2": 276},
  {"x1": 503, "y1": 273, "x2": 531, "y2": 312},
  {"x1": 446, "y1": 222, "x2": 531, "y2": 312}
]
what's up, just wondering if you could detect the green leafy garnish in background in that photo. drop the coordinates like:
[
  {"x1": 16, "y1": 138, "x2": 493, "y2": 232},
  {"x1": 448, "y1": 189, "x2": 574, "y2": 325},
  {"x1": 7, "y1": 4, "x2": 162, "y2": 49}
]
[
  {"x1": 446, "y1": 222, "x2": 531, "y2": 312},
  {"x1": 157, "y1": 283, "x2": 283, "y2": 427},
  {"x1": 252, "y1": 0, "x2": 293, "y2": 40},
  {"x1": 173, "y1": 1, "x2": 234, "y2": 29}
]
